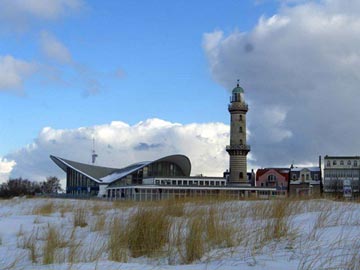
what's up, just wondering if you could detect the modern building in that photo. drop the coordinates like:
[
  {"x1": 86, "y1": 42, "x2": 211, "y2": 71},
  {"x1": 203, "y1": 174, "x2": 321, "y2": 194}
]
[
  {"x1": 51, "y1": 82, "x2": 282, "y2": 200},
  {"x1": 323, "y1": 155, "x2": 360, "y2": 193}
]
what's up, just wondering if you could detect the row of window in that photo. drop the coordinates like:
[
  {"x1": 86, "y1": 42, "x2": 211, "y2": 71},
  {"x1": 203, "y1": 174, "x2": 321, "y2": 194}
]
[
  {"x1": 155, "y1": 179, "x2": 226, "y2": 187},
  {"x1": 324, "y1": 171, "x2": 360, "y2": 178},
  {"x1": 291, "y1": 174, "x2": 319, "y2": 180},
  {"x1": 327, "y1": 160, "x2": 359, "y2": 167}
]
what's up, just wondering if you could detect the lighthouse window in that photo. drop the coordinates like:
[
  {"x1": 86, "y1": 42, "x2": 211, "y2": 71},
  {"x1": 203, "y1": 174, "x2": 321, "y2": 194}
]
[
  {"x1": 239, "y1": 115, "x2": 242, "y2": 121},
  {"x1": 239, "y1": 126, "x2": 243, "y2": 133},
  {"x1": 240, "y1": 139, "x2": 243, "y2": 145}
]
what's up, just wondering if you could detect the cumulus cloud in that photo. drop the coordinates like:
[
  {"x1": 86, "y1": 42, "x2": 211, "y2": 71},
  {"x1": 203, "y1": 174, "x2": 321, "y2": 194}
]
[
  {"x1": 0, "y1": 158, "x2": 16, "y2": 183},
  {"x1": 0, "y1": 0, "x2": 85, "y2": 30},
  {"x1": 203, "y1": 0, "x2": 360, "y2": 167},
  {"x1": 0, "y1": 55, "x2": 37, "y2": 93},
  {"x1": 40, "y1": 31, "x2": 72, "y2": 64},
  {"x1": 6, "y1": 119, "x2": 231, "y2": 183}
]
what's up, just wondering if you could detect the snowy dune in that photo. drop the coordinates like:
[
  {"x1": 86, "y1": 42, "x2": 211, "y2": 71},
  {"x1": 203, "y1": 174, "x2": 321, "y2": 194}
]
[{"x1": 0, "y1": 198, "x2": 359, "y2": 270}]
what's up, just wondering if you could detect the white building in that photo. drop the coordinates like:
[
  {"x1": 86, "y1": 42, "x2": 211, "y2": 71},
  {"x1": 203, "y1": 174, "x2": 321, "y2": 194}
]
[{"x1": 323, "y1": 155, "x2": 360, "y2": 193}]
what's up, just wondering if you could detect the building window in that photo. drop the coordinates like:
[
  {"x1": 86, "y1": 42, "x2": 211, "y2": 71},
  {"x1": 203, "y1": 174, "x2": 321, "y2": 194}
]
[
  {"x1": 333, "y1": 160, "x2": 337, "y2": 166},
  {"x1": 327, "y1": 161, "x2": 331, "y2": 167},
  {"x1": 292, "y1": 174, "x2": 297, "y2": 180},
  {"x1": 340, "y1": 160, "x2": 344, "y2": 166},
  {"x1": 268, "y1": 175, "x2": 276, "y2": 181},
  {"x1": 355, "y1": 161, "x2": 358, "y2": 167},
  {"x1": 239, "y1": 126, "x2": 243, "y2": 133},
  {"x1": 239, "y1": 172, "x2": 244, "y2": 179},
  {"x1": 240, "y1": 139, "x2": 243, "y2": 145},
  {"x1": 347, "y1": 160, "x2": 352, "y2": 166},
  {"x1": 306, "y1": 174, "x2": 309, "y2": 180},
  {"x1": 314, "y1": 174, "x2": 319, "y2": 180},
  {"x1": 239, "y1": 115, "x2": 242, "y2": 121}
]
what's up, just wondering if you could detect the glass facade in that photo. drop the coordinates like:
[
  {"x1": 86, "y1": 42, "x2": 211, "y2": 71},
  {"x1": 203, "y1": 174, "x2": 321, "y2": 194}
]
[
  {"x1": 66, "y1": 167, "x2": 99, "y2": 196},
  {"x1": 108, "y1": 161, "x2": 185, "y2": 187}
]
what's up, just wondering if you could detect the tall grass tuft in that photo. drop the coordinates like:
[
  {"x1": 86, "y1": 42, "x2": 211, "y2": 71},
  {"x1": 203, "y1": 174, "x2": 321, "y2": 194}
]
[
  {"x1": 163, "y1": 199, "x2": 185, "y2": 217},
  {"x1": 184, "y1": 215, "x2": 205, "y2": 263},
  {"x1": 73, "y1": 208, "x2": 88, "y2": 228},
  {"x1": 42, "y1": 223, "x2": 67, "y2": 264},
  {"x1": 32, "y1": 201, "x2": 54, "y2": 216},
  {"x1": 108, "y1": 217, "x2": 128, "y2": 262},
  {"x1": 205, "y1": 206, "x2": 234, "y2": 248},
  {"x1": 128, "y1": 207, "x2": 171, "y2": 258}
]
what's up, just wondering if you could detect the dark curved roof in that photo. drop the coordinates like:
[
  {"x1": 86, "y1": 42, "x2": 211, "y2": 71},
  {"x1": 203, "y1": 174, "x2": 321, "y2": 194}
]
[{"x1": 50, "y1": 154, "x2": 191, "y2": 184}]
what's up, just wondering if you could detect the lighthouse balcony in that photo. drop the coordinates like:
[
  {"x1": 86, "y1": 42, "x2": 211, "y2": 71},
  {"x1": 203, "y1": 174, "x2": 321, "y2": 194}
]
[
  {"x1": 226, "y1": 144, "x2": 251, "y2": 151},
  {"x1": 228, "y1": 103, "x2": 248, "y2": 112}
]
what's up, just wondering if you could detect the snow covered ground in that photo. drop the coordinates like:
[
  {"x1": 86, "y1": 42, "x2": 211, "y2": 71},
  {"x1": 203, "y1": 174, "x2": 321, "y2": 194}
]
[{"x1": 0, "y1": 197, "x2": 359, "y2": 270}]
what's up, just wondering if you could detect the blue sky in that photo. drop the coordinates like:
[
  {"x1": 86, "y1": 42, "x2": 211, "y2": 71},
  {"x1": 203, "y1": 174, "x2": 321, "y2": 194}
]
[
  {"x1": 2, "y1": 0, "x2": 360, "y2": 182},
  {"x1": 0, "y1": 0, "x2": 277, "y2": 156}
]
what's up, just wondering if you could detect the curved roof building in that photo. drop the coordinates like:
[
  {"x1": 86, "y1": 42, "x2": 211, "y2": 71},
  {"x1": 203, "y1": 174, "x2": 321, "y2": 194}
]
[{"x1": 50, "y1": 154, "x2": 191, "y2": 197}]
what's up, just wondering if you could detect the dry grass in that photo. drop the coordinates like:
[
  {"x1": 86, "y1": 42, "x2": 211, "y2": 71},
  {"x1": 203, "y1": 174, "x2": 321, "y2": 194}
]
[
  {"x1": 163, "y1": 199, "x2": 185, "y2": 217},
  {"x1": 205, "y1": 206, "x2": 234, "y2": 248},
  {"x1": 90, "y1": 213, "x2": 106, "y2": 232},
  {"x1": 42, "y1": 223, "x2": 68, "y2": 264},
  {"x1": 127, "y1": 207, "x2": 171, "y2": 258},
  {"x1": 32, "y1": 201, "x2": 54, "y2": 216},
  {"x1": 184, "y1": 215, "x2": 205, "y2": 263},
  {"x1": 108, "y1": 217, "x2": 128, "y2": 262},
  {"x1": 73, "y1": 207, "x2": 88, "y2": 228}
]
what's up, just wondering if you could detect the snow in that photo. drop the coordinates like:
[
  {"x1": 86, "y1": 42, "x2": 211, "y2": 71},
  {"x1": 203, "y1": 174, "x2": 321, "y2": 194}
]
[{"x1": 0, "y1": 197, "x2": 359, "y2": 270}]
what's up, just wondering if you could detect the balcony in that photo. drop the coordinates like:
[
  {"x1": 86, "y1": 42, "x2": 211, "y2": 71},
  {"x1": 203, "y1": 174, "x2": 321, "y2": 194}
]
[
  {"x1": 228, "y1": 103, "x2": 248, "y2": 112},
  {"x1": 226, "y1": 144, "x2": 251, "y2": 151}
]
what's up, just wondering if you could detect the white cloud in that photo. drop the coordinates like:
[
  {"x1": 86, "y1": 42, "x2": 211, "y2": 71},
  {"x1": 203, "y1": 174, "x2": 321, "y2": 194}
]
[
  {"x1": 0, "y1": 0, "x2": 85, "y2": 29},
  {"x1": 203, "y1": 0, "x2": 360, "y2": 167},
  {"x1": 0, "y1": 55, "x2": 37, "y2": 92},
  {"x1": 40, "y1": 31, "x2": 72, "y2": 64},
  {"x1": 6, "y1": 119, "x2": 231, "y2": 182},
  {"x1": 0, "y1": 158, "x2": 16, "y2": 183}
]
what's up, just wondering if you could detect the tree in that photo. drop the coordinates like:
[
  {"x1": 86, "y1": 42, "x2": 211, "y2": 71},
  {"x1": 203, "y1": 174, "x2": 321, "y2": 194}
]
[
  {"x1": 41, "y1": 176, "x2": 63, "y2": 194},
  {"x1": 0, "y1": 178, "x2": 41, "y2": 198}
]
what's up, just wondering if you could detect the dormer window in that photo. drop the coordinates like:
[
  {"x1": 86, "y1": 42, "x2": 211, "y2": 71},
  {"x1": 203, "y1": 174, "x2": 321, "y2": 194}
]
[
  {"x1": 340, "y1": 160, "x2": 344, "y2": 166},
  {"x1": 327, "y1": 161, "x2": 331, "y2": 167},
  {"x1": 333, "y1": 160, "x2": 337, "y2": 166},
  {"x1": 347, "y1": 160, "x2": 351, "y2": 166}
]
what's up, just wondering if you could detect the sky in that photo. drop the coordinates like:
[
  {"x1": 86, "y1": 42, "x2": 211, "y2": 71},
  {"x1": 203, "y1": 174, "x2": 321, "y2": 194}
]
[{"x1": 1, "y1": 0, "x2": 360, "y2": 183}]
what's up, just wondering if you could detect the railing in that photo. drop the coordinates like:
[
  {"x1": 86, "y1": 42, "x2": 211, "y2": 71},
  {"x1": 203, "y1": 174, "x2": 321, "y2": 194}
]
[
  {"x1": 226, "y1": 144, "x2": 251, "y2": 151},
  {"x1": 228, "y1": 103, "x2": 248, "y2": 111}
]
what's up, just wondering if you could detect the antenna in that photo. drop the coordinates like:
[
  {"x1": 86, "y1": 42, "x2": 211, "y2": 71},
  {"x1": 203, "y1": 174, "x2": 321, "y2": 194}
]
[{"x1": 91, "y1": 137, "x2": 98, "y2": 164}]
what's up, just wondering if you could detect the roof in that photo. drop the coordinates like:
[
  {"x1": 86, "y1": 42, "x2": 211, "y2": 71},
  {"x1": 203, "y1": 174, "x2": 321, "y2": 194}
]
[
  {"x1": 256, "y1": 168, "x2": 290, "y2": 180},
  {"x1": 50, "y1": 154, "x2": 191, "y2": 184},
  {"x1": 324, "y1": 156, "x2": 360, "y2": 159},
  {"x1": 232, "y1": 83, "x2": 244, "y2": 94},
  {"x1": 291, "y1": 167, "x2": 320, "y2": 172}
]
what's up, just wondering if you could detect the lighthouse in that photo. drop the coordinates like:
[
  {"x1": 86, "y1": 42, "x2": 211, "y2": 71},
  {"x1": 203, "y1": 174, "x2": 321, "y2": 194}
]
[{"x1": 226, "y1": 81, "x2": 250, "y2": 185}]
